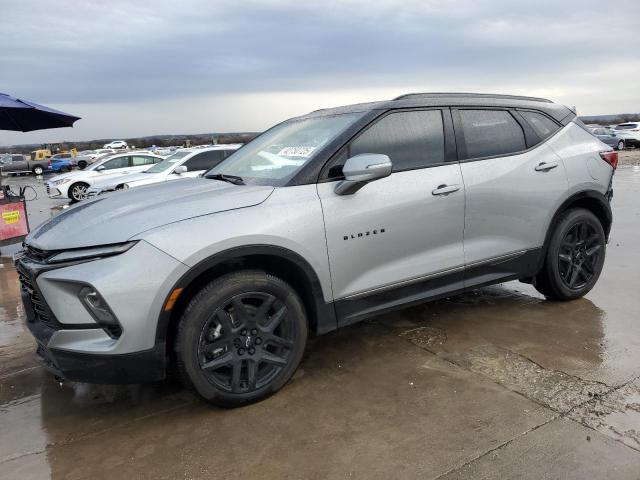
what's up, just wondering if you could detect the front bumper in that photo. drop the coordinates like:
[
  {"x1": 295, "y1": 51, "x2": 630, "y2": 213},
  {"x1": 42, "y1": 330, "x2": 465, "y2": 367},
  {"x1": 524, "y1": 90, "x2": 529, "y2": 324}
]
[
  {"x1": 45, "y1": 183, "x2": 65, "y2": 198},
  {"x1": 16, "y1": 240, "x2": 189, "y2": 384}
]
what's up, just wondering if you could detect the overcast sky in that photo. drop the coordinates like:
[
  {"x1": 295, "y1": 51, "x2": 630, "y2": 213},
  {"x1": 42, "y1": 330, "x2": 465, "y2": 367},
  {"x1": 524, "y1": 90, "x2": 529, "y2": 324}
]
[{"x1": 2, "y1": 0, "x2": 639, "y2": 146}]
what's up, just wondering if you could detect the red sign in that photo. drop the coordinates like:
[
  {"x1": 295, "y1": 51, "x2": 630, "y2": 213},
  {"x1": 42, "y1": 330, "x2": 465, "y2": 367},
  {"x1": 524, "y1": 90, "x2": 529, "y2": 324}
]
[{"x1": 0, "y1": 201, "x2": 29, "y2": 242}]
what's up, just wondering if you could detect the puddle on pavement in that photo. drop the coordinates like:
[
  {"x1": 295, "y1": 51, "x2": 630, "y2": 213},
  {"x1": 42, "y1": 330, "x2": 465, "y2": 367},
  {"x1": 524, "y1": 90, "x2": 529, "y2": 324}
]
[{"x1": 0, "y1": 258, "x2": 34, "y2": 376}]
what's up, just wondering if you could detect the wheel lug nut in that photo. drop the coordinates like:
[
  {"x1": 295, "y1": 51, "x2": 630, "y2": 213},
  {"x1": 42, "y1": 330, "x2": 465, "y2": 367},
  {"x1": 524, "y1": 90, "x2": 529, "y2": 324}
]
[
  {"x1": 251, "y1": 328, "x2": 257, "y2": 335},
  {"x1": 233, "y1": 338, "x2": 241, "y2": 347},
  {"x1": 241, "y1": 329, "x2": 247, "y2": 336},
  {"x1": 249, "y1": 347, "x2": 255, "y2": 355},
  {"x1": 255, "y1": 337, "x2": 262, "y2": 345},
  {"x1": 238, "y1": 348, "x2": 245, "y2": 355}
]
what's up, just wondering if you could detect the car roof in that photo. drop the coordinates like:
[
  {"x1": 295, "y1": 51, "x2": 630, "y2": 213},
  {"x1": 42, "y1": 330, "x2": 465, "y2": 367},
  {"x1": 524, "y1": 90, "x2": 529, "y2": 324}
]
[{"x1": 296, "y1": 92, "x2": 574, "y2": 123}]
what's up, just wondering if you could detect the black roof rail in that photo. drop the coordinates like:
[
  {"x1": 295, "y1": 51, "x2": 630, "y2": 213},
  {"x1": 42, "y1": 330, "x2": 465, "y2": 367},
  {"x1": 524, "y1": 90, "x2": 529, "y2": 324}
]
[{"x1": 393, "y1": 92, "x2": 553, "y2": 104}]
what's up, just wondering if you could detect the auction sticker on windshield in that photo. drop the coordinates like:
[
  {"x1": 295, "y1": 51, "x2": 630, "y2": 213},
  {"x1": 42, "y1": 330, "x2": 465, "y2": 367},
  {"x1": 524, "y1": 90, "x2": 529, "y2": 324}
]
[{"x1": 277, "y1": 146, "x2": 316, "y2": 158}]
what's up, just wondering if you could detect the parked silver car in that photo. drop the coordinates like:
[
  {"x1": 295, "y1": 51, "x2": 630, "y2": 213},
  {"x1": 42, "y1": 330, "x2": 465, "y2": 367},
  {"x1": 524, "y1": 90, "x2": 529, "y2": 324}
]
[
  {"x1": 586, "y1": 125, "x2": 625, "y2": 150},
  {"x1": 16, "y1": 93, "x2": 616, "y2": 407}
]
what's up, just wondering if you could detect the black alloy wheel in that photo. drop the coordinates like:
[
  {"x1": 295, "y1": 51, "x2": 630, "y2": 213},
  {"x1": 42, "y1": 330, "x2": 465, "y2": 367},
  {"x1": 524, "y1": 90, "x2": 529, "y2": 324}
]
[
  {"x1": 197, "y1": 292, "x2": 295, "y2": 393},
  {"x1": 534, "y1": 208, "x2": 606, "y2": 300},
  {"x1": 557, "y1": 221, "x2": 602, "y2": 290},
  {"x1": 175, "y1": 270, "x2": 307, "y2": 407}
]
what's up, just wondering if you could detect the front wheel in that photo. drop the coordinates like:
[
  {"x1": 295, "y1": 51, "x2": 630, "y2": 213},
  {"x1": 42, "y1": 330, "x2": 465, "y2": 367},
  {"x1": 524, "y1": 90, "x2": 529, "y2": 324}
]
[
  {"x1": 617, "y1": 140, "x2": 625, "y2": 151},
  {"x1": 32, "y1": 165, "x2": 44, "y2": 175},
  {"x1": 175, "y1": 270, "x2": 308, "y2": 407},
  {"x1": 69, "y1": 182, "x2": 89, "y2": 202},
  {"x1": 535, "y1": 208, "x2": 605, "y2": 300}
]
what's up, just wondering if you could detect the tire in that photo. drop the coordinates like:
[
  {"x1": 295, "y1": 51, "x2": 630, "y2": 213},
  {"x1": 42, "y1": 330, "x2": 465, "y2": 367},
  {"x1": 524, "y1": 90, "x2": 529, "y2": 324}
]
[
  {"x1": 175, "y1": 270, "x2": 308, "y2": 408},
  {"x1": 535, "y1": 208, "x2": 605, "y2": 300},
  {"x1": 32, "y1": 165, "x2": 44, "y2": 175},
  {"x1": 69, "y1": 182, "x2": 89, "y2": 202},
  {"x1": 78, "y1": 161, "x2": 87, "y2": 169},
  {"x1": 617, "y1": 140, "x2": 624, "y2": 151}
]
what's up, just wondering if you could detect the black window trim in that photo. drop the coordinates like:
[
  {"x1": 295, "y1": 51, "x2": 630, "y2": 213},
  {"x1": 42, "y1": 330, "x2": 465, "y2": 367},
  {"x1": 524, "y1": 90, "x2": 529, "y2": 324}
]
[
  {"x1": 318, "y1": 107, "x2": 457, "y2": 183},
  {"x1": 515, "y1": 108, "x2": 564, "y2": 144},
  {"x1": 451, "y1": 107, "x2": 557, "y2": 163}
]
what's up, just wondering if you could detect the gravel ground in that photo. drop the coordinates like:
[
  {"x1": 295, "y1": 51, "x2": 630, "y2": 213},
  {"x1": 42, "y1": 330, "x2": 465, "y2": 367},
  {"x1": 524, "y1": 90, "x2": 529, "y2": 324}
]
[{"x1": 619, "y1": 148, "x2": 640, "y2": 166}]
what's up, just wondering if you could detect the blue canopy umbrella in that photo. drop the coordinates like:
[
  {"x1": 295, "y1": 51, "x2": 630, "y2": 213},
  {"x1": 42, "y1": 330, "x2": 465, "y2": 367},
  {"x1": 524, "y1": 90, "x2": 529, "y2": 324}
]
[{"x1": 0, "y1": 92, "x2": 80, "y2": 132}]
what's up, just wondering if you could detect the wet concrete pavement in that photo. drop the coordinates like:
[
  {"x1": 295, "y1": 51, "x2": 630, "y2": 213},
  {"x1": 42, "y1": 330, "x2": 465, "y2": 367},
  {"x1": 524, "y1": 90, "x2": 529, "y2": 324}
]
[{"x1": 1, "y1": 169, "x2": 640, "y2": 479}]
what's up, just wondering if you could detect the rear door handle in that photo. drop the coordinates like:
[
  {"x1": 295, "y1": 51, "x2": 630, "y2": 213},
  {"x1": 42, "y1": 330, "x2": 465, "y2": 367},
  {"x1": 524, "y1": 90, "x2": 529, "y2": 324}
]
[
  {"x1": 432, "y1": 184, "x2": 461, "y2": 196},
  {"x1": 534, "y1": 161, "x2": 558, "y2": 172}
]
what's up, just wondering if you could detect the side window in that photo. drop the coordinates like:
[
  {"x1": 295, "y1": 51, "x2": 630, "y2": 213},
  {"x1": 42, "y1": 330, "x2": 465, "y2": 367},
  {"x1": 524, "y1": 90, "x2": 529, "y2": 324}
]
[
  {"x1": 132, "y1": 155, "x2": 157, "y2": 166},
  {"x1": 102, "y1": 156, "x2": 131, "y2": 170},
  {"x1": 183, "y1": 151, "x2": 224, "y2": 171},
  {"x1": 520, "y1": 111, "x2": 561, "y2": 140},
  {"x1": 12, "y1": 155, "x2": 24, "y2": 162},
  {"x1": 459, "y1": 110, "x2": 526, "y2": 159},
  {"x1": 349, "y1": 110, "x2": 445, "y2": 172}
]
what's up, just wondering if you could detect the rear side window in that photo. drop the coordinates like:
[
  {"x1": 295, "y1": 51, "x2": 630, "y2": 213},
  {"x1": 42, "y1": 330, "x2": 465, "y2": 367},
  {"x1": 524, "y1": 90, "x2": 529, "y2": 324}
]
[
  {"x1": 349, "y1": 110, "x2": 445, "y2": 171},
  {"x1": 520, "y1": 111, "x2": 560, "y2": 140},
  {"x1": 184, "y1": 151, "x2": 225, "y2": 171},
  {"x1": 459, "y1": 110, "x2": 526, "y2": 159},
  {"x1": 132, "y1": 155, "x2": 158, "y2": 166},
  {"x1": 615, "y1": 123, "x2": 639, "y2": 130}
]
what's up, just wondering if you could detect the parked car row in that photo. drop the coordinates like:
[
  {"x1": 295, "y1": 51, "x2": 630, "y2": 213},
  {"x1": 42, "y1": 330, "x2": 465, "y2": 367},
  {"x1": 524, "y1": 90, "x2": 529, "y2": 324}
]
[
  {"x1": 45, "y1": 145, "x2": 242, "y2": 202},
  {"x1": 46, "y1": 151, "x2": 165, "y2": 201},
  {"x1": 585, "y1": 121, "x2": 640, "y2": 150}
]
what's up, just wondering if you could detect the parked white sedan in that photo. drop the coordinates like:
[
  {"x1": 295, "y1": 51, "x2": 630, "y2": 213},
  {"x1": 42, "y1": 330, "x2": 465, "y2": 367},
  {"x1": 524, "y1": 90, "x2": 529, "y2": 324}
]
[
  {"x1": 46, "y1": 152, "x2": 164, "y2": 201},
  {"x1": 86, "y1": 145, "x2": 241, "y2": 198}
]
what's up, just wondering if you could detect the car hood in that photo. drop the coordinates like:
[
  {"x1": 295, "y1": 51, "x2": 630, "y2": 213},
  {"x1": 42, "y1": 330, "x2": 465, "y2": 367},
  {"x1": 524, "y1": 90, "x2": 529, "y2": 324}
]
[{"x1": 27, "y1": 178, "x2": 274, "y2": 250}]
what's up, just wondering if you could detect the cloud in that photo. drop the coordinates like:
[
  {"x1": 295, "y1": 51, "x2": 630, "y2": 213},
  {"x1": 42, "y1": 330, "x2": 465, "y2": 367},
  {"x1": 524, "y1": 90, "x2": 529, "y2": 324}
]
[{"x1": 1, "y1": 0, "x2": 639, "y2": 145}]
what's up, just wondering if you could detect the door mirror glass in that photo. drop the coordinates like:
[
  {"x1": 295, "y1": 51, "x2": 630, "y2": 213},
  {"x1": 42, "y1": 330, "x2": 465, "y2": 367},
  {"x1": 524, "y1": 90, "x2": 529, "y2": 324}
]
[
  {"x1": 335, "y1": 154, "x2": 392, "y2": 195},
  {"x1": 174, "y1": 165, "x2": 188, "y2": 174}
]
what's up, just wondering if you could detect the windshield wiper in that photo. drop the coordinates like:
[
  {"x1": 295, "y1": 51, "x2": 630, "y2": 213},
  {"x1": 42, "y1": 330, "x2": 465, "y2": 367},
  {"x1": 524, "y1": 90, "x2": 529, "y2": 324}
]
[{"x1": 205, "y1": 173, "x2": 245, "y2": 185}]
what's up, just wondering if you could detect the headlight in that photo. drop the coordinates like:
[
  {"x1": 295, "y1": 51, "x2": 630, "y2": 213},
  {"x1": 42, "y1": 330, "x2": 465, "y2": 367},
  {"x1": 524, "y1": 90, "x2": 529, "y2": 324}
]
[{"x1": 47, "y1": 241, "x2": 137, "y2": 264}]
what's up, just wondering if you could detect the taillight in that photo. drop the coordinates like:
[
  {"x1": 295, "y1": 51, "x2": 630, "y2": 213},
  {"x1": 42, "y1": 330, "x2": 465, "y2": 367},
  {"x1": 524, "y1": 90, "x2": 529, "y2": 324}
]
[{"x1": 599, "y1": 151, "x2": 618, "y2": 169}]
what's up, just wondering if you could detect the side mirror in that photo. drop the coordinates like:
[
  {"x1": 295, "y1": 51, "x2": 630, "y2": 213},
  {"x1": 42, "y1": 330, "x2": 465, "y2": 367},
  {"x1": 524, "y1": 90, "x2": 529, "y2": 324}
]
[
  {"x1": 334, "y1": 154, "x2": 392, "y2": 195},
  {"x1": 96, "y1": 165, "x2": 106, "y2": 171},
  {"x1": 174, "y1": 165, "x2": 188, "y2": 174}
]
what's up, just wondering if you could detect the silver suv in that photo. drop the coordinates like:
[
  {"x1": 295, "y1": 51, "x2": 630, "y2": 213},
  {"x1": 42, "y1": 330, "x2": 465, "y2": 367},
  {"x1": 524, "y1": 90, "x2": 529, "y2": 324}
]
[{"x1": 16, "y1": 93, "x2": 617, "y2": 407}]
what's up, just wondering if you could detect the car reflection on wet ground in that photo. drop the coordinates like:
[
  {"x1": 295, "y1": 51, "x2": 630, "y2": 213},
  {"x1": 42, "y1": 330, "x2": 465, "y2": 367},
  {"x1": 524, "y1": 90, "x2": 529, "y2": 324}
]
[{"x1": 1, "y1": 168, "x2": 640, "y2": 479}]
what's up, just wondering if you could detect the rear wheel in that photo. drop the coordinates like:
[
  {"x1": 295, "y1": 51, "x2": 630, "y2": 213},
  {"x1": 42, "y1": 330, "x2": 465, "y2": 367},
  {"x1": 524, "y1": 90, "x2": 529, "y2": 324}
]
[
  {"x1": 535, "y1": 208, "x2": 605, "y2": 300},
  {"x1": 78, "y1": 160, "x2": 87, "y2": 169},
  {"x1": 175, "y1": 270, "x2": 308, "y2": 407},
  {"x1": 69, "y1": 182, "x2": 89, "y2": 202},
  {"x1": 32, "y1": 165, "x2": 44, "y2": 175},
  {"x1": 617, "y1": 140, "x2": 625, "y2": 151}
]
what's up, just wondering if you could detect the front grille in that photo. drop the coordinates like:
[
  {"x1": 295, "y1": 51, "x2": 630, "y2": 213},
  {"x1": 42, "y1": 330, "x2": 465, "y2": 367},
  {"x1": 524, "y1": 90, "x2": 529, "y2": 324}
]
[
  {"x1": 24, "y1": 244, "x2": 56, "y2": 263},
  {"x1": 17, "y1": 267, "x2": 60, "y2": 330}
]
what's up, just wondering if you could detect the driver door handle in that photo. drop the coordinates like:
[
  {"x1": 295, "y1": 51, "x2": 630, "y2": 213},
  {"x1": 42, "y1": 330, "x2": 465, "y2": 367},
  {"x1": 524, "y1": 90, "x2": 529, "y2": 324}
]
[
  {"x1": 534, "y1": 161, "x2": 558, "y2": 172},
  {"x1": 432, "y1": 184, "x2": 461, "y2": 196}
]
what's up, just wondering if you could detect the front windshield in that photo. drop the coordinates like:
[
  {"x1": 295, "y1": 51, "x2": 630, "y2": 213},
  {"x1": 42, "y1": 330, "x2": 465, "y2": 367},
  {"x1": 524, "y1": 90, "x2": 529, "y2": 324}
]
[
  {"x1": 206, "y1": 113, "x2": 362, "y2": 186},
  {"x1": 144, "y1": 151, "x2": 191, "y2": 173}
]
